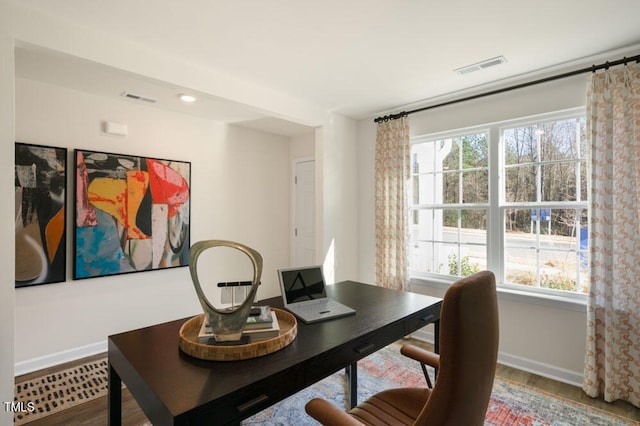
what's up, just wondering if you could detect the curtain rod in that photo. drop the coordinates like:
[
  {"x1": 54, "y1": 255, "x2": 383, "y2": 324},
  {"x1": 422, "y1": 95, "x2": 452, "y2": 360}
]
[{"x1": 373, "y1": 53, "x2": 640, "y2": 123}]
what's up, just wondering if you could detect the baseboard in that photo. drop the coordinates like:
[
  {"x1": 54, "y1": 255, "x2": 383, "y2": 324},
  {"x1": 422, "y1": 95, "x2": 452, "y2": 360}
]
[
  {"x1": 409, "y1": 329, "x2": 583, "y2": 388},
  {"x1": 14, "y1": 340, "x2": 107, "y2": 376},
  {"x1": 497, "y1": 352, "x2": 583, "y2": 388}
]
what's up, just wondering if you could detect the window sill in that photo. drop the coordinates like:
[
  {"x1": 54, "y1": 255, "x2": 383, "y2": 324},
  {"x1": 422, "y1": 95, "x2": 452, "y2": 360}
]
[{"x1": 409, "y1": 276, "x2": 587, "y2": 313}]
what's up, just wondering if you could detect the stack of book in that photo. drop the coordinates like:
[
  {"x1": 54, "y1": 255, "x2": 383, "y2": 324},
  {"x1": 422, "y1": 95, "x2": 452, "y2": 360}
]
[{"x1": 198, "y1": 306, "x2": 280, "y2": 344}]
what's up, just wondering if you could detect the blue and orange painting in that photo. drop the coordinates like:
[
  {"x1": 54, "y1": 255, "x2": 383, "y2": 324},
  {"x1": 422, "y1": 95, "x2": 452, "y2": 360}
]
[{"x1": 74, "y1": 149, "x2": 190, "y2": 279}]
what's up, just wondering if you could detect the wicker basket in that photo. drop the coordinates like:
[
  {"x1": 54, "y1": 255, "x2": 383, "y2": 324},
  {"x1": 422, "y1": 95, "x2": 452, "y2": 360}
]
[{"x1": 179, "y1": 308, "x2": 297, "y2": 361}]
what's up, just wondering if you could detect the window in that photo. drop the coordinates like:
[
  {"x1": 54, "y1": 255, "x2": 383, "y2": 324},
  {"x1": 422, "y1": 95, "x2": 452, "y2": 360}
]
[{"x1": 409, "y1": 109, "x2": 588, "y2": 299}]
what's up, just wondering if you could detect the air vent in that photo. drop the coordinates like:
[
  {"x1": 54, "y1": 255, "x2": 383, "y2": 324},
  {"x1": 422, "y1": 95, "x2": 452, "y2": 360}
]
[
  {"x1": 455, "y1": 56, "x2": 507, "y2": 75},
  {"x1": 121, "y1": 92, "x2": 157, "y2": 103}
]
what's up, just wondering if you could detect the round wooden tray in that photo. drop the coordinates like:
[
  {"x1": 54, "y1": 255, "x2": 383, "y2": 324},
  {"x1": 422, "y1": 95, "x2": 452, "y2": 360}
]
[{"x1": 179, "y1": 308, "x2": 297, "y2": 361}]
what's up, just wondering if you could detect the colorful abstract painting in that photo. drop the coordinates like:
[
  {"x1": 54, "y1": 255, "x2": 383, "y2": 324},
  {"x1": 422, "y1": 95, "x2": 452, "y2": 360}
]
[
  {"x1": 74, "y1": 150, "x2": 190, "y2": 279},
  {"x1": 15, "y1": 143, "x2": 67, "y2": 287}
]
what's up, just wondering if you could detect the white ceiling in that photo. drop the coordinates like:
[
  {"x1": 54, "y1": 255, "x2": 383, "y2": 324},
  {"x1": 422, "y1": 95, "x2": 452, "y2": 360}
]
[
  {"x1": 14, "y1": 45, "x2": 317, "y2": 137},
  {"x1": 14, "y1": 0, "x2": 640, "y2": 135}
]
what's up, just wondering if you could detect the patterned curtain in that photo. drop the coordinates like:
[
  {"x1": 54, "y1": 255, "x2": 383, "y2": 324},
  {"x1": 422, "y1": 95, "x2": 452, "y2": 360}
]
[
  {"x1": 583, "y1": 63, "x2": 640, "y2": 408},
  {"x1": 375, "y1": 116, "x2": 410, "y2": 290}
]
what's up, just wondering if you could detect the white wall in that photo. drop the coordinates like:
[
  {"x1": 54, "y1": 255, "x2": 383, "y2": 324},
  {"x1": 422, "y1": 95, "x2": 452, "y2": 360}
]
[
  {"x1": 13, "y1": 77, "x2": 292, "y2": 366},
  {"x1": 290, "y1": 132, "x2": 315, "y2": 160},
  {"x1": 0, "y1": 0, "x2": 16, "y2": 421},
  {"x1": 320, "y1": 113, "x2": 359, "y2": 284},
  {"x1": 357, "y1": 74, "x2": 590, "y2": 385}
]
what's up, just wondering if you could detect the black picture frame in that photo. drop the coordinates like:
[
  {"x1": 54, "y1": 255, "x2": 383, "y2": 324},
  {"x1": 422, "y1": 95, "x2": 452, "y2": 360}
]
[
  {"x1": 73, "y1": 149, "x2": 191, "y2": 280},
  {"x1": 15, "y1": 142, "x2": 68, "y2": 287}
]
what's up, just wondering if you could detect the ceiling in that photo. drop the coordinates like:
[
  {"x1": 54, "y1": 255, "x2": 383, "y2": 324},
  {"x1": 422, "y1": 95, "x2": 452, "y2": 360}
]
[
  {"x1": 14, "y1": 45, "x2": 317, "y2": 137},
  {"x1": 14, "y1": 0, "x2": 640, "y2": 136}
]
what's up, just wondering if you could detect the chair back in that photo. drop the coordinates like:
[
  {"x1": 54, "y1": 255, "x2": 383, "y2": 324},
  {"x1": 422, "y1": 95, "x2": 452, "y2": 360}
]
[{"x1": 415, "y1": 270, "x2": 499, "y2": 426}]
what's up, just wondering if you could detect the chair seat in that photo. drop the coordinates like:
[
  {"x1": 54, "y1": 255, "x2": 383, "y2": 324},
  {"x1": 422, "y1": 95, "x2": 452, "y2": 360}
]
[{"x1": 349, "y1": 388, "x2": 432, "y2": 426}]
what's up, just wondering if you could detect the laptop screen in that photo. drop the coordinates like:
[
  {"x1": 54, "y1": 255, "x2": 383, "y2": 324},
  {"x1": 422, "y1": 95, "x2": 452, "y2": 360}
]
[{"x1": 279, "y1": 266, "x2": 327, "y2": 304}]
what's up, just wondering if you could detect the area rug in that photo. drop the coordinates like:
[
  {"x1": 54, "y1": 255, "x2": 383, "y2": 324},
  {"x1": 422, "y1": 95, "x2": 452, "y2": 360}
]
[
  {"x1": 244, "y1": 342, "x2": 638, "y2": 425},
  {"x1": 13, "y1": 358, "x2": 110, "y2": 425},
  {"x1": 14, "y1": 343, "x2": 638, "y2": 425}
]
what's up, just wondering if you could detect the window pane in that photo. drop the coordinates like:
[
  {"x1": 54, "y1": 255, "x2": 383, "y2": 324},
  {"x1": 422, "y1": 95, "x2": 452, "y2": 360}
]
[
  {"x1": 579, "y1": 253, "x2": 589, "y2": 294},
  {"x1": 504, "y1": 208, "x2": 534, "y2": 232},
  {"x1": 541, "y1": 162, "x2": 579, "y2": 202},
  {"x1": 504, "y1": 127, "x2": 536, "y2": 166},
  {"x1": 539, "y1": 119, "x2": 581, "y2": 162},
  {"x1": 505, "y1": 248, "x2": 537, "y2": 287},
  {"x1": 540, "y1": 250, "x2": 578, "y2": 292},
  {"x1": 504, "y1": 205, "x2": 538, "y2": 288},
  {"x1": 462, "y1": 134, "x2": 488, "y2": 168},
  {"x1": 460, "y1": 209, "x2": 487, "y2": 231},
  {"x1": 579, "y1": 160, "x2": 587, "y2": 202},
  {"x1": 442, "y1": 172, "x2": 459, "y2": 204},
  {"x1": 409, "y1": 241, "x2": 447, "y2": 274},
  {"x1": 437, "y1": 243, "x2": 460, "y2": 275},
  {"x1": 446, "y1": 246, "x2": 486, "y2": 277},
  {"x1": 504, "y1": 208, "x2": 588, "y2": 293},
  {"x1": 409, "y1": 241, "x2": 430, "y2": 273},
  {"x1": 505, "y1": 165, "x2": 536, "y2": 202},
  {"x1": 442, "y1": 139, "x2": 459, "y2": 171},
  {"x1": 442, "y1": 209, "x2": 458, "y2": 233},
  {"x1": 412, "y1": 144, "x2": 434, "y2": 174},
  {"x1": 413, "y1": 174, "x2": 437, "y2": 205},
  {"x1": 546, "y1": 208, "x2": 583, "y2": 238},
  {"x1": 410, "y1": 127, "x2": 489, "y2": 275},
  {"x1": 410, "y1": 209, "x2": 434, "y2": 240},
  {"x1": 462, "y1": 170, "x2": 488, "y2": 203}
]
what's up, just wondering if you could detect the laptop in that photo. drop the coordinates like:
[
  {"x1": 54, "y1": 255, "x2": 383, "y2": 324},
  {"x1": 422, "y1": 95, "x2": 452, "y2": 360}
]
[{"x1": 277, "y1": 265, "x2": 356, "y2": 323}]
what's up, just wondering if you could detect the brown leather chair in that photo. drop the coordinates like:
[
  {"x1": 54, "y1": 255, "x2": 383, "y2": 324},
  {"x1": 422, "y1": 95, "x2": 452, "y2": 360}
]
[{"x1": 305, "y1": 270, "x2": 499, "y2": 426}]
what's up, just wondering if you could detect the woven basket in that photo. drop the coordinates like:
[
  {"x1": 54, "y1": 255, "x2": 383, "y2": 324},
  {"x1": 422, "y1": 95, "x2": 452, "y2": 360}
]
[{"x1": 179, "y1": 308, "x2": 297, "y2": 361}]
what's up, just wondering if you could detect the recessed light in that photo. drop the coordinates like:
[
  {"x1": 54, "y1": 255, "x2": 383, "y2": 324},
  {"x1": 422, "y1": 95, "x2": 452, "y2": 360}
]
[{"x1": 179, "y1": 93, "x2": 196, "y2": 103}]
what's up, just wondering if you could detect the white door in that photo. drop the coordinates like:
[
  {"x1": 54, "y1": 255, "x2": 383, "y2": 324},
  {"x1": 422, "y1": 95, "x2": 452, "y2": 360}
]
[{"x1": 293, "y1": 159, "x2": 316, "y2": 266}]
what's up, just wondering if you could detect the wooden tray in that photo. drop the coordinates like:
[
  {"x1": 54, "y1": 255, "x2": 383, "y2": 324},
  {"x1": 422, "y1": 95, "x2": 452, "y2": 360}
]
[{"x1": 179, "y1": 308, "x2": 297, "y2": 361}]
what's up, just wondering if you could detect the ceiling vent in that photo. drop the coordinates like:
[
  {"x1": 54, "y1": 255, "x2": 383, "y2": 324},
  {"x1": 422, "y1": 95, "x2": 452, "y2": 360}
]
[
  {"x1": 455, "y1": 56, "x2": 507, "y2": 75},
  {"x1": 121, "y1": 92, "x2": 157, "y2": 103}
]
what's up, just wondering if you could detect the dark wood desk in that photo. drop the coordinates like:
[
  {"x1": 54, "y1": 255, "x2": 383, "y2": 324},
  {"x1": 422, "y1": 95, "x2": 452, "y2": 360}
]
[{"x1": 108, "y1": 281, "x2": 441, "y2": 425}]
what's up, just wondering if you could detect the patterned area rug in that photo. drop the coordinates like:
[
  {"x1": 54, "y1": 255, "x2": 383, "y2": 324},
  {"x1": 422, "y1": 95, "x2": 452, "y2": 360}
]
[
  {"x1": 14, "y1": 343, "x2": 638, "y2": 425},
  {"x1": 13, "y1": 358, "x2": 110, "y2": 425},
  {"x1": 244, "y1": 342, "x2": 638, "y2": 425}
]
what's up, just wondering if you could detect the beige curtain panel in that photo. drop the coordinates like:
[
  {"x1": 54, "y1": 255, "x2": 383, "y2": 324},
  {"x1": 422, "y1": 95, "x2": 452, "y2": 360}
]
[
  {"x1": 583, "y1": 62, "x2": 640, "y2": 408},
  {"x1": 374, "y1": 116, "x2": 410, "y2": 290}
]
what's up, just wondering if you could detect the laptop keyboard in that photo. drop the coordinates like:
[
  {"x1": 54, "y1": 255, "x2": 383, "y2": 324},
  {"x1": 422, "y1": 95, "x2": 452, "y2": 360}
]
[{"x1": 296, "y1": 300, "x2": 335, "y2": 316}]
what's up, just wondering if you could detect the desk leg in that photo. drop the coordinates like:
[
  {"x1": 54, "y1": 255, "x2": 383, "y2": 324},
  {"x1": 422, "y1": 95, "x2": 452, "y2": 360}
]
[
  {"x1": 108, "y1": 363, "x2": 122, "y2": 426},
  {"x1": 345, "y1": 363, "x2": 358, "y2": 409}
]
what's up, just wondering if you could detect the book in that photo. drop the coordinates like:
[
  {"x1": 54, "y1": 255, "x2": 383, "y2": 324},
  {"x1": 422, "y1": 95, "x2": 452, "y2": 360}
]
[
  {"x1": 242, "y1": 313, "x2": 281, "y2": 342},
  {"x1": 245, "y1": 306, "x2": 274, "y2": 330},
  {"x1": 198, "y1": 307, "x2": 279, "y2": 344}
]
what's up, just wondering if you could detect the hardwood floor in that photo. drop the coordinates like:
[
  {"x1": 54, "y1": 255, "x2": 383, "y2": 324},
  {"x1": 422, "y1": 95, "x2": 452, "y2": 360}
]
[
  {"x1": 495, "y1": 363, "x2": 640, "y2": 422},
  {"x1": 15, "y1": 338, "x2": 640, "y2": 425}
]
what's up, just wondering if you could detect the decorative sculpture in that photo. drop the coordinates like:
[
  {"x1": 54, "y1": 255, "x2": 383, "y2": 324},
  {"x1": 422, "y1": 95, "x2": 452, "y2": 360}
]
[{"x1": 188, "y1": 240, "x2": 263, "y2": 342}]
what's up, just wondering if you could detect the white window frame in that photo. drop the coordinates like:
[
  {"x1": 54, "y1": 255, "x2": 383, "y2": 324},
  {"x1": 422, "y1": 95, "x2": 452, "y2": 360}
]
[{"x1": 409, "y1": 107, "x2": 588, "y2": 311}]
